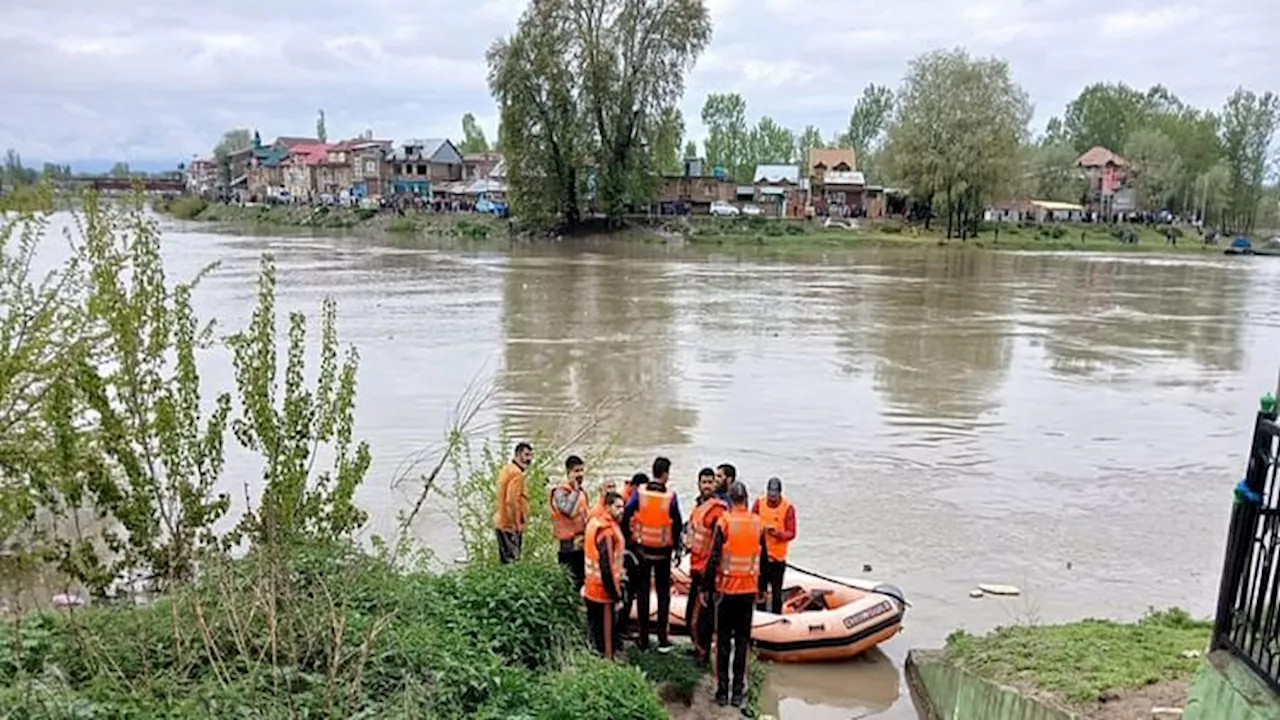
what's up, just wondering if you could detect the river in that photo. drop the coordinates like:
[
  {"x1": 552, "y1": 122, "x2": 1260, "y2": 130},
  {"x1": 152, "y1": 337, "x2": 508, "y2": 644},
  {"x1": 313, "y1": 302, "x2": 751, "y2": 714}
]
[{"x1": 34, "y1": 213, "x2": 1280, "y2": 717}]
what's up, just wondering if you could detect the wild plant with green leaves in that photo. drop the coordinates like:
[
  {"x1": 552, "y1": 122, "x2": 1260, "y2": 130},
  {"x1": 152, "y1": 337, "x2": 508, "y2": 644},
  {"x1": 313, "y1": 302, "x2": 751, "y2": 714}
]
[{"x1": 227, "y1": 254, "x2": 371, "y2": 550}]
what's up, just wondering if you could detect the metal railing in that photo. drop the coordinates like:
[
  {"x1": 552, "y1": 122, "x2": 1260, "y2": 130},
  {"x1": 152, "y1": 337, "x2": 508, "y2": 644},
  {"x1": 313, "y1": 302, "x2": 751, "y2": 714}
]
[{"x1": 1212, "y1": 404, "x2": 1280, "y2": 695}]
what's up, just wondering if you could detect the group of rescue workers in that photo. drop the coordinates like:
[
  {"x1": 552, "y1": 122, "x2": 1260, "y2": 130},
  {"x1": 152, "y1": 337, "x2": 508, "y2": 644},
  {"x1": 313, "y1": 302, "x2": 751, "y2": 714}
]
[{"x1": 492, "y1": 442, "x2": 799, "y2": 709}]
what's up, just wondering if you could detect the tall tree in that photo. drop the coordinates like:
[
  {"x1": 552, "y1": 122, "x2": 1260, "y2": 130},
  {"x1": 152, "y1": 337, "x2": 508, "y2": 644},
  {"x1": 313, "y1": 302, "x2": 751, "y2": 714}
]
[
  {"x1": 884, "y1": 49, "x2": 1031, "y2": 238},
  {"x1": 459, "y1": 113, "x2": 490, "y2": 154},
  {"x1": 682, "y1": 140, "x2": 698, "y2": 159},
  {"x1": 316, "y1": 110, "x2": 328, "y2": 144},
  {"x1": 1023, "y1": 141, "x2": 1087, "y2": 203},
  {"x1": 701, "y1": 93, "x2": 751, "y2": 181},
  {"x1": 842, "y1": 83, "x2": 894, "y2": 163},
  {"x1": 212, "y1": 129, "x2": 253, "y2": 187},
  {"x1": 1123, "y1": 128, "x2": 1183, "y2": 211},
  {"x1": 795, "y1": 125, "x2": 824, "y2": 166},
  {"x1": 1062, "y1": 83, "x2": 1153, "y2": 154},
  {"x1": 652, "y1": 108, "x2": 685, "y2": 175},
  {"x1": 109, "y1": 162, "x2": 131, "y2": 178},
  {"x1": 1219, "y1": 87, "x2": 1279, "y2": 233},
  {"x1": 750, "y1": 117, "x2": 795, "y2": 165},
  {"x1": 488, "y1": 0, "x2": 711, "y2": 227}
]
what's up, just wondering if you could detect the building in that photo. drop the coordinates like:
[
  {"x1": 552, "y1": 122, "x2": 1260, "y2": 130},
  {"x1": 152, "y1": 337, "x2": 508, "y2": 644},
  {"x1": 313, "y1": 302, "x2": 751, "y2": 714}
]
[
  {"x1": 185, "y1": 158, "x2": 217, "y2": 195},
  {"x1": 462, "y1": 153, "x2": 502, "y2": 181},
  {"x1": 655, "y1": 157, "x2": 734, "y2": 214},
  {"x1": 386, "y1": 139, "x2": 464, "y2": 196},
  {"x1": 752, "y1": 164, "x2": 806, "y2": 218},
  {"x1": 985, "y1": 199, "x2": 1086, "y2": 223},
  {"x1": 807, "y1": 148, "x2": 865, "y2": 218},
  {"x1": 1077, "y1": 146, "x2": 1134, "y2": 217},
  {"x1": 343, "y1": 139, "x2": 393, "y2": 199}
]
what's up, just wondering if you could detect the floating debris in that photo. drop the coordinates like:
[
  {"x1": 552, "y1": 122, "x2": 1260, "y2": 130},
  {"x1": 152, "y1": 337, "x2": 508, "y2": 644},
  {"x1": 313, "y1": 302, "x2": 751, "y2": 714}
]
[
  {"x1": 976, "y1": 584, "x2": 1021, "y2": 596},
  {"x1": 969, "y1": 589, "x2": 984, "y2": 598}
]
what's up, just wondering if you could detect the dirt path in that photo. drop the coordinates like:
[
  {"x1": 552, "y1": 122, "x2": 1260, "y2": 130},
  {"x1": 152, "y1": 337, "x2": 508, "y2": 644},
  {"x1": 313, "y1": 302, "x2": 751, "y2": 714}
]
[{"x1": 666, "y1": 677, "x2": 767, "y2": 720}]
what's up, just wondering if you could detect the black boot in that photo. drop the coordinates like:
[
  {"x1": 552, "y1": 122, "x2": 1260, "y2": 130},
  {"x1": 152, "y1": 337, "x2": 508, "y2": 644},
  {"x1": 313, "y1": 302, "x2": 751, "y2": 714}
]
[
  {"x1": 730, "y1": 689, "x2": 744, "y2": 707},
  {"x1": 715, "y1": 688, "x2": 729, "y2": 707}
]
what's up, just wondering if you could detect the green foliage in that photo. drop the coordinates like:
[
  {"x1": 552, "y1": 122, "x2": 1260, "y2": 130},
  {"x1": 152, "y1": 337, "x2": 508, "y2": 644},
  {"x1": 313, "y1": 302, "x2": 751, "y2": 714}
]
[
  {"x1": 385, "y1": 216, "x2": 419, "y2": 233},
  {"x1": 166, "y1": 195, "x2": 208, "y2": 220},
  {"x1": 843, "y1": 83, "x2": 895, "y2": 159},
  {"x1": 944, "y1": 607, "x2": 1210, "y2": 705},
  {"x1": 884, "y1": 48, "x2": 1031, "y2": 239},
  {"x1": 1021, "y1": 141, "x2": 1087, "y2": 203},
  {"x1": 450, "y1": 437, "x2": 557, "y2": 567},
  {"x1": 628, "y1": 647, "x2": 705, "y2": 704},
  {"x1": 0, "y1": 543, "x2": 666, "y2": 719},
  {"x1": 1220, "y1": 88, "x2": 1279, "y2": 234},
  {"x1": 460, "y1": 112, "x2": 491, "y2": 154},
  {"x1": 227, "y1": 255, "x2": 371, "y2": 549},
  {"x1": 1124, "y1": 127, "x2": 1184, "y2": 211},
  {"x1": 488, "y1": 0, "x2": 711, "y2": 228}
]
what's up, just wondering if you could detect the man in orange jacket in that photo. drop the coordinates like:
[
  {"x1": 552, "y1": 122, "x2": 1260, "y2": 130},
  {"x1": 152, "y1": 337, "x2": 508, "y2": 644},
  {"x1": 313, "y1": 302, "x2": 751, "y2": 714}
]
[
  {"x1": 590, "y1": 478, "x2": 618, "y2": 522},
  {"x1": 620, "y1": 457, "x2": 683, "y2": 652},
  {"x1": 751, "y1": 476, "x2": 797, "y2": 614},
  {"x1": 583, "y1": 491, "x2": 627, "y2": 659},
  {"x1": 683, "y1": 466, "x2": 727, "y2": 663},
  {"x1": 705, "y1": 480, "x2": 766, "y2": 708},
  {"x1": 550, "y1": 455, "x2": 589, "y2": 590},
  {"x1": 493, "y1": 442, "x2": 533, "y2": 564}
]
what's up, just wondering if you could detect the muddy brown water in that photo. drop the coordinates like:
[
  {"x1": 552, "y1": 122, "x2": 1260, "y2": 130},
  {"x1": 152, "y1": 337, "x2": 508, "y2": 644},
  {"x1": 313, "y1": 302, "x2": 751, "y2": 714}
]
[{"x1": 26, "y1": 214, "x2": 1280, "y2": 717}]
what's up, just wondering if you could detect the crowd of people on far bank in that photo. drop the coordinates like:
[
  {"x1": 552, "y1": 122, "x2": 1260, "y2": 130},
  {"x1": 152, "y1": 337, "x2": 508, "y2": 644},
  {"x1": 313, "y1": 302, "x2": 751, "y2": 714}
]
[{"x1": 492, "y1": 442, "x2": 799, "y2": 709}]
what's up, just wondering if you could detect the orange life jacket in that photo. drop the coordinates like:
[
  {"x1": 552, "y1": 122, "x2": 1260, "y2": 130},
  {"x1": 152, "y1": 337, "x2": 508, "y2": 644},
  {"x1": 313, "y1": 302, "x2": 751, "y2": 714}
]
[
  {"x1": 633, "y1": 487, "x2": 674, "y2": 548},
  {"x1": 583, "y1": 515, "x2": 625, "y2": 604},
  {"x1": 622, "y1": 484, "x2": 637, "y2": 504},
  {"x1": 716, "y1": 509, "x2": 763, "y2": 595},
  {"x1": 549, "y1": 483, "x2": 589, "y2": 542},
  {"x1": 756, "y1": 496, "x2": 793, "y2": 561},
  {"x1": 590, "y1": 493, "x2": 609, "y2": 523},
  {"x1": 686, "y1": 496, "x2": 728, "y2": 572}
]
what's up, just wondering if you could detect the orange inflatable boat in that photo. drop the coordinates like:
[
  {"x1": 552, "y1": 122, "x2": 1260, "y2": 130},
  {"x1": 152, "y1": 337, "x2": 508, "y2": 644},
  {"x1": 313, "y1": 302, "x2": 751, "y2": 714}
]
[{"x1": 630, "y1": 562, "x2": 907, "y2": 663}]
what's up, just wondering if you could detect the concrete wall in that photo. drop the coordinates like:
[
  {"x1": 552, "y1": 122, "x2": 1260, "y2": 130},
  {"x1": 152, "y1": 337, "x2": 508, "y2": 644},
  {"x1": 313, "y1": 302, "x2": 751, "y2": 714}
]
[
  {"x1": 1184, "y1": 651, "x2": 1280, "y2": 720},
  {"x1": 906, "y1": 649, "x2": 1078, "y2": 720}
]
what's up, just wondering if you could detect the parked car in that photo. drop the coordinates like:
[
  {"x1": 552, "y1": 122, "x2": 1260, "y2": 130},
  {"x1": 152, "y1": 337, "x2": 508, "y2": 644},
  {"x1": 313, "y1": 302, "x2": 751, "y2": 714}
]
[
  {"x1": 710, "y1": 200, "x2": 740, "y2": 217},
  {"x1": 741, "y1": 204, "x2": 763, "y2": 217}
]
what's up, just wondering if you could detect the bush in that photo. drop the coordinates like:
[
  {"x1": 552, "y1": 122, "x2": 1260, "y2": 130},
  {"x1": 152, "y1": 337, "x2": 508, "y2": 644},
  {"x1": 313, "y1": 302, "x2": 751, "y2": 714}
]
[
  {"x1": 785, "y1": 222, "x2": 805, "y2": 235},
  {"x1": 386, "y1": 216, "x2": 419, "y2": 233},
  {"x1": 0, "y1": 543, "x2": 661, "y2": 719},
  {"x1": 1038, "y1": 225, "x2": 1067, "y2": 240},
  {"x1": 167, "y1": 195, "x2": 208, "y2": 219},
  {"x1": 879, "y1": 221, "x2": 904, "y2": 234}
]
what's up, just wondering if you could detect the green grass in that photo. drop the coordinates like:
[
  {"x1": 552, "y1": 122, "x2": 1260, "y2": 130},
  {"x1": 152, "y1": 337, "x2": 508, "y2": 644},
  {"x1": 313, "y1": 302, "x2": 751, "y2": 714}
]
[
  {"x1": 944, "y1": 607, "x2": 1211, "y2": 705},
  {"x1": 678, "y1": 217, "x2": 1220, "y2": 255},
  {"x1": 626, "y1": 647, "x2": 767, "y2": 715}
]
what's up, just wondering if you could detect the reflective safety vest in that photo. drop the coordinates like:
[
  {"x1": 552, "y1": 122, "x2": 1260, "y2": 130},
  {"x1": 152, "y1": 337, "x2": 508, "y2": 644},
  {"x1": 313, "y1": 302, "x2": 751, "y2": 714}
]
[
  {"x1": 549, "y1": 484, "x2": 589, "y2": 544},
  {"x1": 716, "y1": 509, "x2": 763, "y2": 595},
  {"x1": 686, "y1": 496, "x2": 728, "y2": 572},
  {"x1": 756, "y1": 496, "x2": 793, "y2": 561},
  {"x1": 583, "y1": 516, "x2": 625, "y2": 604},
  {"x1": 633, "y1": 487, "x2": 674, "y2": 549},
  {"x1": 590, "y1": 493, "x2": 609, "y2": 523}
]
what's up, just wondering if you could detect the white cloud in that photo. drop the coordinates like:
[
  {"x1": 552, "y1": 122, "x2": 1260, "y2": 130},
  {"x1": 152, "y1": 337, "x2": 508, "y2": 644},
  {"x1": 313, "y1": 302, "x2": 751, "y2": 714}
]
[{"x1": 0, "y1": 0, "x2": 1272, "y2": 168}]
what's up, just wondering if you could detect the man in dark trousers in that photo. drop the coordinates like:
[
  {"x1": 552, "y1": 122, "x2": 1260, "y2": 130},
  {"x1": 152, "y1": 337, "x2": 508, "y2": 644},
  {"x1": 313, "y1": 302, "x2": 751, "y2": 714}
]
[
  {"x1": 583, "y1": 491, "x2": 627, "y2": 658},
  {"x1": 704, "y1": 481, "x2": 766, "y2": 708},
  {"x1": 683, "y1": 467, "x2": 728, "y2": 664},
  {"x1": 549, "y1": 455, "x2": 589, "y2": 590},
  {"x1": 621, "y1": 457, "x2": 682, "y2": 652},
  {"x1": 752, "y1": 476, "x2": 797, "y2": 614}
]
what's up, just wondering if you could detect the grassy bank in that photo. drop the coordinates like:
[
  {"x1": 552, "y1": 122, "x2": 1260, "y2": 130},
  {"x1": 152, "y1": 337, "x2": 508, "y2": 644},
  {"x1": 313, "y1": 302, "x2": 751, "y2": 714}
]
[
  {"x1": 679, "y1": 216, "x2": 1222, "y2": 254},
  {"x1": 157, "y1": 196, "x2": 505, "y2": 240},
  {"x1": 945, "y1": 608, "x2": 1211, "y2": 714},
  {"x1": 0, "y1": 543, "x2": 673, "y2": 719},
  {"x1": 156, "y1": 197, "x2": 1224, "y2": 255}
]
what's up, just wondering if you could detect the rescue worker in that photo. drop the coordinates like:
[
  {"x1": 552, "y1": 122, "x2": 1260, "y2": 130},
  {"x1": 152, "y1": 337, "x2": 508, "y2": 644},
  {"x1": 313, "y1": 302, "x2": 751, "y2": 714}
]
[
  {"x1": 583, "y1": 491, "x2": 627, "y2": 659},
  {"x1": 751, "y1": 476, "x2": 797, "y2": 614},
  {"x1": 620, "y1": 457, "x2": 682, "y2": 652},
  {"x1": 618, "y1": 471, "x2": 650, "y2": 638},
  {"x1": 493, "y1": 442, "x2": 533, "y2": 564},
  {"x1": 683, "y1": 467, "x2": 728, "y2": 664},
  {"x1": 704, "y1": 480, "x2": 766, "y2": 708},
  {"x1": 590, "y1": 478, "x2": 618, "y2": 522},
  {"x1": 714, "y1": 462, "x2": 736, "y2": 492},
  {"x1": 550, "y1": 455, "x2": 589, "y2": 590}
]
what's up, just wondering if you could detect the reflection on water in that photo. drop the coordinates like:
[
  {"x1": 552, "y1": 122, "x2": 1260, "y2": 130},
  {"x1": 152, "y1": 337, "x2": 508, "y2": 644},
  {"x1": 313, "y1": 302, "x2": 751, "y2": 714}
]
[{"x1": 20, "y1": 215, "x2": 1280, "y2": 718}]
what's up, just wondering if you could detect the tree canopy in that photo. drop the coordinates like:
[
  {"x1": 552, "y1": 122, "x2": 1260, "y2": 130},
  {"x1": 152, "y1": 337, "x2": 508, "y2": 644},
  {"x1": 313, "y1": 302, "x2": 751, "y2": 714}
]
[
  {"x1": 459, "y1": 113, "x2": 490, "y2": 154},
  {"x1": 488, "y1": 0, "x2": 711, "y2": 229}
]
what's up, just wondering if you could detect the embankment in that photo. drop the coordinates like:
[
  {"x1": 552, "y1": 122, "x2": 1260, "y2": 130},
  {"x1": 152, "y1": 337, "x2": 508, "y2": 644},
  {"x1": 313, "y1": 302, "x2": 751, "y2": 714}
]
[{"x1": 908, "y1": 608, "x2": 1212, "y2": 720}]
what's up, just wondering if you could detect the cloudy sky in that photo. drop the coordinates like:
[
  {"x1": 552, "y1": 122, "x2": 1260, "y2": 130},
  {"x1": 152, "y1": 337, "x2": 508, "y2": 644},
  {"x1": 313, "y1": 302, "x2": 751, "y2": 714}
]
[{"x1": 1, "y1": 0, "x2": 1273, "y2": 170}]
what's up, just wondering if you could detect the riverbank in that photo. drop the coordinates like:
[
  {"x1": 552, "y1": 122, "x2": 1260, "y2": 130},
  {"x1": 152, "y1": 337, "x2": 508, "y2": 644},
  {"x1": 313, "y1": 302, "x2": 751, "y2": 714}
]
[
  {"x1": 923, "y1": 608, "x2": 1210, "y2": 719},
  {"x1": 158, "y1": 198, "x2": 1220, "y2": 255},
  {"x1": 0, "y1": 542, "x2": 745, "y2": 719}
]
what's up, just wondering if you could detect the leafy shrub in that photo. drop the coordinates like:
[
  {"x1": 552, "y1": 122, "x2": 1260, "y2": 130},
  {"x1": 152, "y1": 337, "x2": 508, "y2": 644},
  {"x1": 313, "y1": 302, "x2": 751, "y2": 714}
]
[
  {"x1": 167, "y1": 195, "x2": 208, "y2": 219},
  {"x1": 355, "y1": 206, "x2": 379, "y2": 221},
  {"x1": 763, "y1": 221, "x2": 784, "y2": 237},
  {"x1": 386, "y1": 216, "x2": 419, "y2": 233},
  {"x1": 1038, "y1": 225, "x2": 1067, "y2": 240},
  {"x1": 785, "y1": 223, "x2": 805, "y2": 235},
  {"x1": 879, "y1": 221, "x2": 904, "y2": 234},
  {"x1": 457, "y1": 218, "x2": 492, "y2": 239}
]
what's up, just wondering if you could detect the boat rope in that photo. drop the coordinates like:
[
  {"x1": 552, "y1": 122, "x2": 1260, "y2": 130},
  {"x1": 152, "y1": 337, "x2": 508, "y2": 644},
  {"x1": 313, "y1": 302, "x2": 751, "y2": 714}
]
[{"x1": 784, "y1": 562, "x2": 912, "y2": 608}]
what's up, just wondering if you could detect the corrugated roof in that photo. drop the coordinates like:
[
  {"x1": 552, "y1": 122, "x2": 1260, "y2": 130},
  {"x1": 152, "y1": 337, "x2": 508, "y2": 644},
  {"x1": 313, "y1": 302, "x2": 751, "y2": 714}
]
[{"x1": 753, "y1": 165, "x2": 800, "y2": 184}]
